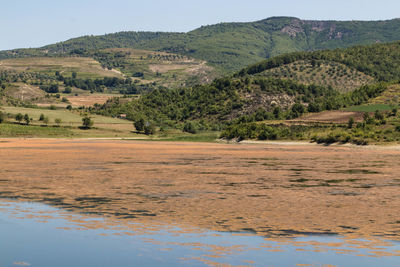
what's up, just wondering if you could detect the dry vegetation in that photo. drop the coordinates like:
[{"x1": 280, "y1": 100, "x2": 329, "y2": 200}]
[{"x1": 293, "y1": 110, "x2": 365, "y2": 124}]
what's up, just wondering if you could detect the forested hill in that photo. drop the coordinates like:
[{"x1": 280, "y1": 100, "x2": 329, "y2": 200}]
[
  {"x1": 2, "y1": 17, "x2": 400, "y2": 72},
  {"x1": 92, "y1": 41, "x2": 399, "y2": 127},
  {"x1": 239, "y1": 41, "x2": 400, "y2": 82}
]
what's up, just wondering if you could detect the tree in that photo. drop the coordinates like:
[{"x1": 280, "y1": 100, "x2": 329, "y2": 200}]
[
  {"x1": 348, "y1": 117, "x2": 355, "y2": 129},
  {"x1": 55, "y1": 118, "x2": 62, "y2": 127},
  {"x1": 15, "y1": 113, "x2": 23, "y2": 124},
  {"x1": 134, "y1": 118, "x2": 145, "y2": 132},
  {"x1": 291, "y1": 103, "x2": 306, "y2": 118},
  {"x1": 39, "y1": 113, "x2": 45, "y2": 121},
  {"x1": 24, "y1": 114, "x2": 30, "y2": 125},
  {"x1": 72, "y1": 72, "x2": 77, "y2": 79},
  {"x1": 144, "y1": 122, "x2": 155, "y2": 135},
  {"x1": 183, "y1": 122, "x2": 197, "y2": 134},
  {"x1": 43, "y1": 116, "x2": 49, "y2": 126},
  {"x1": 82, "y1": 116, "x2": 93, "y2": 129},
  {"x1": 374, "y1": 110, "x2": 384, "y2": 121},
  {"x1": 0, "y1": 111, "x2": 5, "y2": 124}
]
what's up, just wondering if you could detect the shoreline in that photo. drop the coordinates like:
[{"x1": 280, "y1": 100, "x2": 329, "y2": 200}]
[{"x1": 2, "y1": 136, "x2": 400, "y2": 150}]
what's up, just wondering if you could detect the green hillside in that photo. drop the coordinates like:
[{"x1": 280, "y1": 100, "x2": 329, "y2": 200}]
[
  {"x1": 2, "y1": 17, "x2": 400, "y2": 72},
  {"x1": 240, "y1": 41, "x2": 400, "y2": 81},
  {"x1": 88, "y1": 40, "x2": 399, "y2": 138}
]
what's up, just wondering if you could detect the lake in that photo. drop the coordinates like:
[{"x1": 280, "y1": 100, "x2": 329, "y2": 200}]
[
  {"x1": 1, "y1": 139, "x2": 400, "y2": 266},
  {"x1": 1, "y1": 199, "x2": 399, "y2": 267}
]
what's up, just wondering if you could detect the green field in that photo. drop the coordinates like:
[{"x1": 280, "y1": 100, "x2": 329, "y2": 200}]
[
  {"x1": 1, "y1": 106, "x2": 131, "y2": 125},
  {"x1": 345, "y1": 104, "x2": 396, "y2": 112},
  {"x1": 0, "y1": 123, "x2": 73, "y2": 137},
  {"x1": 0, "y1": 57, "x2": 124, "y2": 79},
  {"x1": 0, "y1": 106, "x2": 142, "y2": 138}
]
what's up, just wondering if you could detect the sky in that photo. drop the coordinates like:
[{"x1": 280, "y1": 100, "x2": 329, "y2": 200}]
[{"x1": 1, "y1": 0, "x2": 400, "y2": 50}]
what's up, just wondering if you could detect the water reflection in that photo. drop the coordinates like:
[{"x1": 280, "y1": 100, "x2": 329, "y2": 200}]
[{"x1": 1, "y1": 199, "x2": 399, "y2": 267}]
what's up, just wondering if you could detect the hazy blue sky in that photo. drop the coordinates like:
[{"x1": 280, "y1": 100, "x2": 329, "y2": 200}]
[{"x1": 1, "y1": 0, "x2": 399, "y2": 50}]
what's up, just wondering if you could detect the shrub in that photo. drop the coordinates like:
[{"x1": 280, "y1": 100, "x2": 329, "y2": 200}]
[
  {"x1": 82, "y1": 117, "x2": 93, "y2": 129},
  {"x1": 183, "y1": 122, "x2": 197, "y2": 134},
  {"x1": 43, "y1": 116, "x2": 49, "y2": 126},
  {"x1": 55, "y1": 118, "x2": 62, "y2": 127},
  {"x1": 0, "y1": 112, "x2": 5, "y2": 123},
  {"x1": 348, "y1": 117, "x2": 355, "y2": 129},
  {"x1": 134, "y1": 118, "x2": 145, "y2": 132},
  {"x1": 24, "y1": 114, "x2": 30, "y2": 125},
  {"x1": 15, "y1": 113, "x2": 23, "y2": 123},
  {"x1": 144, "y1": 122, "x2": 156, "y2": 135}
]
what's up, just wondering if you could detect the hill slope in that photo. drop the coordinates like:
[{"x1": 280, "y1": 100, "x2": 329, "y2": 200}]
[
  {"x1": 91, "y1": 40, "x2": 399, "y2": 128},
  {"x1": 2, "y1": 17, "x2": 400, "y2": 72}
]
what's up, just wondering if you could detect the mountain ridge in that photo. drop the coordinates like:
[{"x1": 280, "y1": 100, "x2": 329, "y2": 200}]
[{"x1": 2, "y1": 17, "x2": 400, "y2": 72}]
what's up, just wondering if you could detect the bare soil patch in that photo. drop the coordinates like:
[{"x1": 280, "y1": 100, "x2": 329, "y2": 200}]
[
  {"x1": 1, "y1": 139, "x2": 399, "y2": 240},
  {"x1": 66, "y1": 94, "x2": 117, "y2": 107},
  {"x1": 295, "y1": 110, "x2": 365, "y2": 123}
]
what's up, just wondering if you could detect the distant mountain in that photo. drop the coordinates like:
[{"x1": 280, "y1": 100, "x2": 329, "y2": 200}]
[{"x1": 2, "y1": 17, "x2": 400, "y2": 72}]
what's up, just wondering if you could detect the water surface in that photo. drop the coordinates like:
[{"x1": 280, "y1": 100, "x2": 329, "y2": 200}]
[{"x1": 1, "y1": 200, "x2": 399, "y2": 267}]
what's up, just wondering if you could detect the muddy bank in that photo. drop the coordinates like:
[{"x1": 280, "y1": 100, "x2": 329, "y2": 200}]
[{"x1": 1, "y1": 139, "x2": 400, "y2": 239}]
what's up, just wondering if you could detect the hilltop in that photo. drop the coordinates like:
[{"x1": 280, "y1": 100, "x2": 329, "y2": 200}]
[{"x1": 2, "y1": 17, "x2": 400, "y2": 72}]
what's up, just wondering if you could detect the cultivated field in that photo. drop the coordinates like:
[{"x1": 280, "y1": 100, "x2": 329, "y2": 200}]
[
  {"x1": 294, "y1": 110, "x2": 365, "y2": 123},
  {"x1": 65, "y1": 93, "x2": 123, "y2": 107},
  {"x1": 0, "y1": 106, "x2": 136, "y2": 137},
  {"x1": 0, "y1": 57, "x2": 124, "y2": 79},
  {"x1": 98, "y1": 48, "x2": 216, "y2": 86},
  {"x1": 1, "y1": 139, "x2": 400, "y2": 242},
  {"x1": 261, "y1": 60, "x2": 375, "y2": 93}
]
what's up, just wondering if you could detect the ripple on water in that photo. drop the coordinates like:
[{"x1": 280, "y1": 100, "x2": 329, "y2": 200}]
[{"x1": 0, "y1": 200, "x2": 399, "y2": 267}]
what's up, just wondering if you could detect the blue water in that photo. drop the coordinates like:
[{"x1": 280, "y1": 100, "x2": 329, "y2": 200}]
[{"x1": 0, "y1": 200, "x2": 399, "y2": 267}]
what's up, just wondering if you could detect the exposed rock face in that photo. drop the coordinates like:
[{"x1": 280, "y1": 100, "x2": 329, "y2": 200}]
[
  {"x1": 280, "y1": 18, "x2": 344, "y2": 40},
  {"x1": 281, "y1": 19, "x2": 305, "y2": 37}
]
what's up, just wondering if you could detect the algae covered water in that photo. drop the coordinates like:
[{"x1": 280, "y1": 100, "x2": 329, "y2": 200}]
[{"x1": 1, "y1": 200, "x2": 399, "y2": 267}]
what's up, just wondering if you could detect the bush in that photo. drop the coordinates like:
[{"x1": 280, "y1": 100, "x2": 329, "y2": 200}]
[
  {"x1": 15, "y1": 113, "x2": 23, "y2": 123},
  {"x1": 183, "y1": 122, "x2": 197, "y2": 134},
  {"x1": 24, "y1": 114, "x2": 30, "y2": 125},
  {"x1": 134, "y1": 118, "x2": 145, "y2": 132},
  {"x1": 0, "y1": 112, "x2": 5, "y2": 123},
  {"x1": 82, "y1": 117, "x2": 93, "y2": 129},
  {"x1": 144, "y1": 122, "x2": 155, "y2": 135},
  {"x1": 43, "y1": 116, "x2": 49, "y2": 126},
  {"x1": 55, "y1": 118, "x2": 62, "y2": 127},
  {"x1": 63, "y1": 87, "x2": 72, "y2": 94}
]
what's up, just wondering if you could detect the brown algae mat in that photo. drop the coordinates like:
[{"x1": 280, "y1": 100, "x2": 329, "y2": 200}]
[{"x1": 1, "y1": 139, "x2": 400, "y2": 240}]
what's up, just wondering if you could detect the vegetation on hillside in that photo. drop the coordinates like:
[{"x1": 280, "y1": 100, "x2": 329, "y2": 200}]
[
  {"x1": 221, "y1": 107, "x2": 400, "y2": 145},
  {"x1": 260, "y1": 60, "x2": 374, "y2": 92},
  {"x1": 3, "y1": 17, "x2": 400, "y2": 72},
  {"x1": 240, "y1": 41, "x2": 400, "y2": 82}
]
